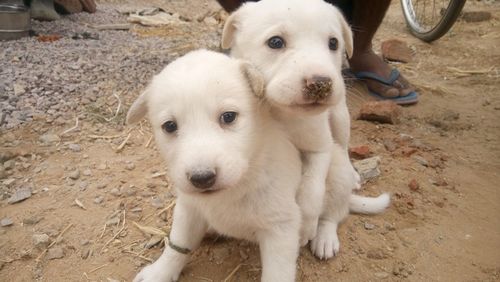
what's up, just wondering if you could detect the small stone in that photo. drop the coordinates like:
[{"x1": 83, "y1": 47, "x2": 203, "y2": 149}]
[
  {"x1": 151, "y1": 196, "x2": 164, "y2": 209},
  {"x1": 110, "y1": 188, "x2": 121, "y2": 197},
  {"x1": 211, "y1": 247, "x2": 231, "y2": 265},
  {"x1": 33, "y1": 233, "x2": 50, "y2": 248},
  {"x1": 462, "y1": 11, "x2": 492, "y2": 23},
  {"x1": 106, "y1": 217, "x2": 120, "y2": 226},
  {"x1": 401, "y1": 147, "x2": 417, "y2": 157},
  {"x1": 47, "y1": 247, "x2": 64, "y2": 260},
  {"x1": 79, "y1": 181, "x2": 88, "y2": 190},
  {"x1": 366, "y1": 248, "x2": 387, "y2": 260},
  {"x1": 39, "y1": 133, "x2": 60, "y2": 145},
  {"x1": 384, "y1": 223, "x2": 396, "y2": 231},
  {"x1": 68, "y1": 169, "x2": 80, "y2": 180},
  {"x1": 1, "y1": 218, "x2": 13, "y2": 227},
  {"x1": 364, "y1": 222, "x2": 375, "y2": 230},
  {"x1": 97, "y1": 163, "x2": 107, "y2": 170},
  {"x1": 82, "y1": 169, "x2": 92, "y2": 176},
  {"x1": 8, "y1": 186, "x2": 32, "y2": 204},
  {"x1": 408, "y1": 179, "x2": 419, "y2": 191},
  {"x1": 96, "y1": 182, "x2": 107, "y2": 189},
  {"x1": 23, "y1": 216, "x2": 42, "y2": 225},
  {"x1": 381, "y1": 39, "x2": 413, "y2": 63},
  {"x1": 125, "y1": 162, "x2": 136, "y2": 170},
  {"x1": 203, "y1": 16, "x2": 218, "y2": 25},
  {"x1": 68, "y1": 144, "x2": 81, "y2": 152},
  {"x1": 358, "y1": 101, "x2": 402, "y2": 124},
  {"x1": 3, "y1": 178, "x2": 16, "y2": 186},
  {"x1": 349, "y1": 145, "x2": 372, "y2": 159},
  {"x1": 431, "y1": 177, "x2": 448, "y2": 187},
  {"x1": 3, "y1": 160, "x2": 15, "y2": 170},
  {"x1": 81, "y1": 248, "x2": 90, "y2": 259},
  {"x1": 383, "y1": 139, "x2": 398, "y2": 152},
  {"x1": 412, "y1": 156, "x2": 428, "y2": 167},
  {"x1": 353, "y1": 157, "x2": 381, "y2": 183},
  {"x1": 374, "y1": 272, "x2": 389, "y2": 279},
  {"x1": 80, "y1": 239, "x2": 90, "y2": 246},
  {"x1": 94, "y1": 196, "x2": 104, "y2": 204},
  {"x1": 13, "y1": 83, "x2": 26, "y2": 95}
]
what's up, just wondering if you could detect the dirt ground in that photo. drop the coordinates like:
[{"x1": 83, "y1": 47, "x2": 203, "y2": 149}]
[{"x1": 1, "y1": 1, "x2": 499, "y2": 281}]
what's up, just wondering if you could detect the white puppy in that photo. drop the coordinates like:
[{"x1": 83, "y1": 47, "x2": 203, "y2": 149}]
[
  {"x1": 127, "y1": 50, "x2": 302, "y2": 282},
  {"x1": 222, "y1": 0, "x2": 389, "y2": 258}
]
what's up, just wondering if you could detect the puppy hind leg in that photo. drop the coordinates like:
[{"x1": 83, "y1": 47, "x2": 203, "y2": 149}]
[{"x1": 133, "y1": 202, "x2": 207, "y2": 282}]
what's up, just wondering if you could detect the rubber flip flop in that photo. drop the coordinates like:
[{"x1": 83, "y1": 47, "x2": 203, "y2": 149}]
[{"x1": 353, "y1": 69, "x2": 419, "y2": 105}]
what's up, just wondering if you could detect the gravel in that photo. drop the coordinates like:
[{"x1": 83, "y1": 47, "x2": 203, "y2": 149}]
[{"x1": 0, "y1": 4, "x2": 220, "y2": 129}]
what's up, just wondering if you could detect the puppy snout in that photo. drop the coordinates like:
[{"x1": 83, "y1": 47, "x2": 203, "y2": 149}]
[
  {"x1": 188, "y1": 169, "x2": 217, "y2": 190},
  {"x1": 304, "y1": 76, "x2": 332, "y2": 100}
]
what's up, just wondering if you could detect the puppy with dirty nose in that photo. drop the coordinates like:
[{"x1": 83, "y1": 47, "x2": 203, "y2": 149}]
[{"x1": 127, "y1": 50, "x2": 302, "y2": 282}]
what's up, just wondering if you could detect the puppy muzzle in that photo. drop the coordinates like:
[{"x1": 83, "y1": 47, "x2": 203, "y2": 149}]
[
  {"x1": 303, "y1": 76, "x2": 333, "y2": 101},
  {"x1": 187, "y1": 169, "x2": 217, "y2": 190}
]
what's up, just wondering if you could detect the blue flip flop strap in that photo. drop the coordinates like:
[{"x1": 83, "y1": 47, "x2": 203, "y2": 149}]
[{"x1": 354, "y1": 69, "x2": 400, "y2": 86}]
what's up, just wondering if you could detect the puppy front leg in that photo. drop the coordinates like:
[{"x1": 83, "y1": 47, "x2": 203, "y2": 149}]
[
  {"x1": 297, "y1": 150, "x2": 331, "y2": 246},
  {"x1": 134, "y1": 201, "x2": 207, "y2": 282},
  {"x1": 258, "y1": 226, "x2": 300, "y2": 282}
]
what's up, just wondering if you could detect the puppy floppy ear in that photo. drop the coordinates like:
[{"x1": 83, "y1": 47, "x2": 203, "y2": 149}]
[
  {"x1": 240, "y1": 61, "x2": 265, "y2": 97},
  {"x1": 221, "y1": 11, "x2": 239, "y2": 49},
  {"x1": 126, "y1": 88, "x2": 149, "y2": 125},
  {"x1": 340, "y1": 16, "x2": 354, "y2": 59}
]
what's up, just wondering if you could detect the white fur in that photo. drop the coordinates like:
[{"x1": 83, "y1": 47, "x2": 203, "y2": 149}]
[
  {"x1": 222, "y1": 0, "x2": 388, "y2": 258},
  {"x1": 127, "y1": 50, "x2": 301, "y2": 282}
]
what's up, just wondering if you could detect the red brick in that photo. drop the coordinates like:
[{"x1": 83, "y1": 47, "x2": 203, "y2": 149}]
[{"x1": 358, "y1": 101, "x2": 402, "y2": 124}]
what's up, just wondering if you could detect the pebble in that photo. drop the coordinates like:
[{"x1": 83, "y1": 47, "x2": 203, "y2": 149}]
[
  {"x1": 96, "y1": 182, "x2": 107, "y2": 189},
  {"x1": 82, "y1": 169, "x2": 92, "y2": 176},
  {"x1": 23, "y1": 216, "x2": 42, "y2": 225},
  {"x1": 1, "y1": 218, "x2": 13, "y2": 227},
  {"x1": 68, "y1": 169, "x2": 80, "y2": 180},
  {"x1": 79, "y1": 181, "x2": 89, "y2": 190},
  {"x1": 8, "y1": 186, "x2": 32, "y2": 204},
  {"x1": 110, "y1": 188, "x2": 121, "y2": 197},
  {"x1": 349, "y1": 145, "x2": 372, "y2": 159},
  {"x1": 358, "y1": 101, "x2": 402, "y2": 124},
  {"x1": 462, "y1": 11, "x2": 492, "y2": 23},
  {"x1": 353, "y1": 157, "x2": 381, "y2": 183},
  {"x1": 3, "y1": 178, "x2": 16, "y2": 186},
  {"x1": 125, "y1": 162, "x2": 136, "y2": 170},
  {"x1": 106, "y1": 216, "x2": 120, "y2": 226},
  {"x1": 39, "y1": 133, "x2": 61, "y2": 144},
  {"x1": 68, "y1": 143, "x2": 81, "y2": 152},
  {"x1": 151, "y1": 196, "x2": 164, "y2": 209},
  {"x1": 94, "y1": 195, "x2": 104, "y2": 204},
  {"x1": 366, "y1": 248, "x2": 388, "y2": 260},
  {"x1": 33, "y1": 233, "x2": 51, "y2": 248},
  {"x1": 81, "y1": 248, "x2": 90, "y2": 259},
  {"x1": 97, "y1": 163, "x2": 107, "y2": 170},
  {"x1": 381, "y1": 39, "x2": 413, "y2": 63},
  {"x1": 47, "y1": 247, "x2": 65, "y2": 260},
  {"x1": 211, "y1": 247, "x2": 231, "y2": 265},
  {"x1": 413, "y1": 156, "x2": 428, "y2": 167},
  {"x1": 374, "y1": 272, "x2": 389, "y2": 279},
  {"x1": 408, "y1": 179, "x2": 420, "y2": 191},
  {"x1": 3, "y1": 160, "x2": 15, "y2": 170},
  {"x1": 364, "y1": 222, "x2": 375, "y2": 230}
]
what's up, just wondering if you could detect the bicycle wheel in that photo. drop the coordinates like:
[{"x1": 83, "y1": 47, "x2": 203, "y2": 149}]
[{"x1": 400, "y1": 0, "x2": 466, "y2": 42}]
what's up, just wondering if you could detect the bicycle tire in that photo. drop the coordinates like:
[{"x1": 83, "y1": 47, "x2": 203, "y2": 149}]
[{"x1": 401, "y1": 0, "x2": 466, "y2": 42}]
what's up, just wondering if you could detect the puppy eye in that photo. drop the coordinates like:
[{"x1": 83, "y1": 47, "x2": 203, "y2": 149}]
[
  {"x1": 162, "y1": 120, "x2": 177, "y2": 133},
  {"x1": 220, "y1": 111, "x2": 238, "y2": 125},
  {"x1": 267, "y1": 36, "x2": 285, "y2": 49},
  {"x1": 329, "y1": 37, "x2": 338, "y2": 51}
]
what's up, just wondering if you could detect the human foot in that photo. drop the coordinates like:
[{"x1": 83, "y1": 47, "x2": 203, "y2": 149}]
[{"x1": 349, "y1": 50, "x2": 418, "y2": 104}]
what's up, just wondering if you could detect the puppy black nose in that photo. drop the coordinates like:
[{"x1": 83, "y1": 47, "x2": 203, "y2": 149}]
[
  {"x1": 188, "y1": 170, "x2": 216, "y2": 190},
  {"x1": 304, "y1": 76, "x2": 332, "y2": 100}
]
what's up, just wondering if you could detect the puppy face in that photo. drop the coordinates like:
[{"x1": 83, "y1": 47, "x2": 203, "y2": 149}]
[
  {"x1": 127, "y1": 50, "x2": 265, "y2": 195},
  {"x1": 222, "y1": 0, "x2": 353, "y2": 115}
]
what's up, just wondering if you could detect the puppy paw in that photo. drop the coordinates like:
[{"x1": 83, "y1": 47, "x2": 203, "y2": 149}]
[
  {"x1": 133, "y1": 260, "x2": 181, "y2": 282},
  {"x1": 300, "y1": 216, "x2": 319, "y2": 247},
  {"x1": 350, "y1": 165, "x2": 362, "y2": 190},
  {"x1": 310, "y1": 220, "x2": 339, "y2": 260}
]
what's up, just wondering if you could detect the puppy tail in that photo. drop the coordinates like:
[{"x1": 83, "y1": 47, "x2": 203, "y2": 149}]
[{"x1": 349, "y1": 193, "x2": 390, "y2": 214}]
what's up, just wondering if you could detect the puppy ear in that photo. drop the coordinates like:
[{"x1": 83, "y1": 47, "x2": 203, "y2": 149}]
[
  {"x1": 340, "y1": 16, "x2": 354, "y2": 59},
  {"x1": 221, "y1": 11, "x2": 239, "y2": 49},
  {"x1": 240, "y1": 62, "x2": 265, "y2": 97},
  {"x1": 126, "y1": 88, "x2": 149, "y2": 125}
]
